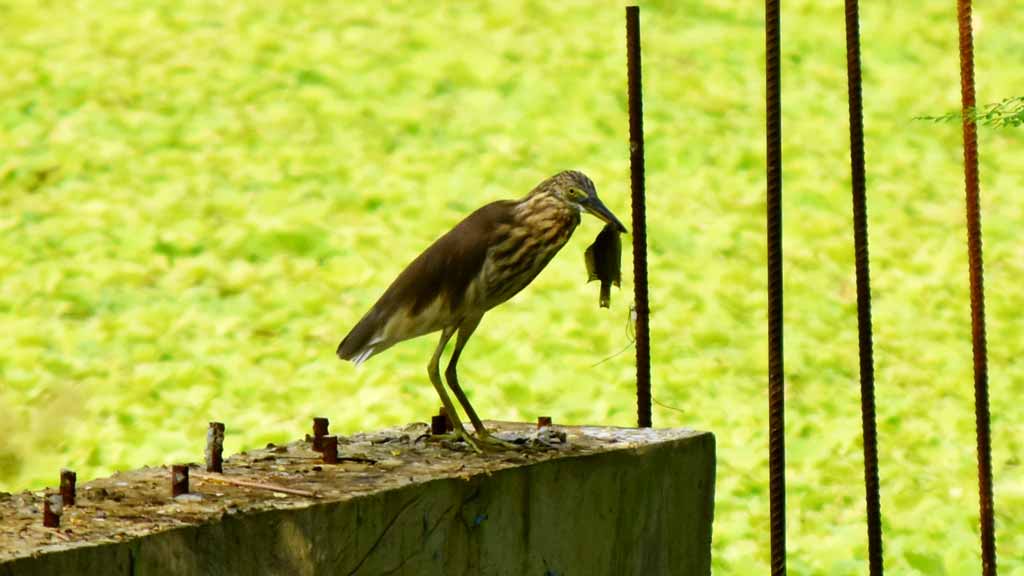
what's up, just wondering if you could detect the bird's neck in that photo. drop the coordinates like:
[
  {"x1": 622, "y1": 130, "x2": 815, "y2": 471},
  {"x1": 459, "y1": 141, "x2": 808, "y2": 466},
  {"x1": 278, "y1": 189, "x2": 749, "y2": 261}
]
[{"x1": 514, "y1": 191, "x2": 581, "y2": 230}]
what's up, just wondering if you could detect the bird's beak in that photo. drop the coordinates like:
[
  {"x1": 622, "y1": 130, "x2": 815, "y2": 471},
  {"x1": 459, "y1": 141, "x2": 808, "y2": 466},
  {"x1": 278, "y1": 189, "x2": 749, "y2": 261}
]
[{"x1": 584, "y1": 197, "x2": 629, "y2": 234}]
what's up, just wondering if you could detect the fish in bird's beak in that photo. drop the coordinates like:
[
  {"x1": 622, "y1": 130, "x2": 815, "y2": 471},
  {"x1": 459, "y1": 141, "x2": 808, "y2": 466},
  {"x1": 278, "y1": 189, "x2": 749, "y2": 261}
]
[
  {"x1": 584, "y1": 223, "x2": 623, "y2": 308},
  {"x1": 583, "y1": 196, "x2": 629, "y2": 234}
]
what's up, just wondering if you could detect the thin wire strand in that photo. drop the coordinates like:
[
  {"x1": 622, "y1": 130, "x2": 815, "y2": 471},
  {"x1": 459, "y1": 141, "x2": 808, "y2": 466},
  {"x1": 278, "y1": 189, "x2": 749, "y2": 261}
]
[
  {"x1": 591, "y1": 305, "x2": 637, "y2": 368},
  {"x1": 591, "y1": 339, "x2": 634, "y2": 368},
  {"x1": 652, "y1": 396, "x2": 686, "y2": 415}
]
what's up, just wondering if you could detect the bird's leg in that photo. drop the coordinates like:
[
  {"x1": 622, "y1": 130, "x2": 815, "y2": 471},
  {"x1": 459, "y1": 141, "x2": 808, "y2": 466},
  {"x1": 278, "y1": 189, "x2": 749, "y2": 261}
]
[
  {"x1": 446, "y1": 316, "x2": 520, "y2": 451},
  {"x1": 427, "y1": 326, "x2": 480, "y2": 452},
  {"x1": 445, "y1": 316, "x2": 486, "y2": 435}
]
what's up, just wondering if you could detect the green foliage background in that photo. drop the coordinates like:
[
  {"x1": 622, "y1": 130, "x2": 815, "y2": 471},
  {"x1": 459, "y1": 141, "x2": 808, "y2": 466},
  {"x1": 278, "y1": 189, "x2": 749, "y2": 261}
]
[{"x1": 2, "y1": 1, "x2": 1021, "y2": 573}]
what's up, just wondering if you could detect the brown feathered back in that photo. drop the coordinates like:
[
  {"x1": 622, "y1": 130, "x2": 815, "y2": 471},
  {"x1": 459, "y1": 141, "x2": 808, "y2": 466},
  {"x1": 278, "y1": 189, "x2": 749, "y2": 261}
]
[{"x1": 337, "y1": 200, "x2": 516, "y2": 363}]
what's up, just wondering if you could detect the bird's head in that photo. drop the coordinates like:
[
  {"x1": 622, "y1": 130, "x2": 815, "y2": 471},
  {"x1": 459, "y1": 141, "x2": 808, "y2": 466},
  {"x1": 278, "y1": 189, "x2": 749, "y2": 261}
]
[{"x1": 545, "y1": 170, "x2": 629, "y2": 233}]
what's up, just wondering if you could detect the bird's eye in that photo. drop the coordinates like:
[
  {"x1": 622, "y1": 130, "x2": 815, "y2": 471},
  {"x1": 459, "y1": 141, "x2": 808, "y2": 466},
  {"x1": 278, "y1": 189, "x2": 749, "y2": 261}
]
[{"x1": 569, "y1": 187, "x2": 584, "y2": 199}]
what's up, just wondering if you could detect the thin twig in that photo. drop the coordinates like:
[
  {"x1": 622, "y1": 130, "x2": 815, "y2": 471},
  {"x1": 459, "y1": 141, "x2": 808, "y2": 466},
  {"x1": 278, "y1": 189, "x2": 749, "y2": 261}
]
[
  {"x1": 256, "y1": 454, "x2": 377, "y2": 464},
  {"x1": 192, "y1": 473, "x2": 320, "y2": 498},
  {"x1": 26, "y1": 524, "x2": 72, "y2": 541}
]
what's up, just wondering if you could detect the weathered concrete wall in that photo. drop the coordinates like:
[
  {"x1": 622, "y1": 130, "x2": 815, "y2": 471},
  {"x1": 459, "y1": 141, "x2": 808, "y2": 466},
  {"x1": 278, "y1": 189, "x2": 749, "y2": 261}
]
[{"x1": 1, "y1": 425, "x2": 714, "y2": 576}]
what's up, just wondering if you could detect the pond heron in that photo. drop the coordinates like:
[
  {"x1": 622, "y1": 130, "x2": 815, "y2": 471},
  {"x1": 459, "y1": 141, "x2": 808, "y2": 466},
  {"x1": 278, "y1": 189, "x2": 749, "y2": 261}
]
[{"x1": 337, "y1": 170, "x2": 627, "y2": 450}]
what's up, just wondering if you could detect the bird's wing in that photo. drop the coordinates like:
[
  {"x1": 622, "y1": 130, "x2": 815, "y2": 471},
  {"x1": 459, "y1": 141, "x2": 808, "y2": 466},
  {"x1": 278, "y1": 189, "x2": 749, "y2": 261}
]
[{"x1": 337, "y1": 200, "x2": 515, "y2": 363}]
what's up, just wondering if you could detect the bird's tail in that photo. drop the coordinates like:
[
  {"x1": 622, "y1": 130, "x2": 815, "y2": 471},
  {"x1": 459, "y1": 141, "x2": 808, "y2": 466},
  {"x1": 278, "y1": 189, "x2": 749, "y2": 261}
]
[{"x1": 337, "y1": 309, "x2": 382, "y2": 366}]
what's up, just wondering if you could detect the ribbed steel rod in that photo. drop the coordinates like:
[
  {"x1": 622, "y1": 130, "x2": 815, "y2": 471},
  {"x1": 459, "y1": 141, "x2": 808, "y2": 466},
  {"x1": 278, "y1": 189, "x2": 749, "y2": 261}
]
[
  {"x1": 843, "y1": 0, "x2": 884, "y2": 573},
  {"x1": 765, "y1": 0, "x2": 785, "y2": 572},
  {"x1": 956, "y1": 1, "x2": 997, "y2": 574},
  {"x1": 626, "y1": 5, "x2": 651, "y2": 429}
]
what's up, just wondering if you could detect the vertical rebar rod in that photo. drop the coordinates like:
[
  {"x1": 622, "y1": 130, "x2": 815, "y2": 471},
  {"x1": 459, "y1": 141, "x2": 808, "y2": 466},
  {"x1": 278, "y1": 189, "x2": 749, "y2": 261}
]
[
  {"x1": 843, "y1": 1, "x2": 883, "y2": 572},
  {"x1": 956, "y1": 1, "x2": 997, "y2": 574},
  {"x1": 765, "y1": 0, "x2": 786, "y2": 573},
  {"x1": 625, "y1": 5, "x2": 651, "y2": 429}
]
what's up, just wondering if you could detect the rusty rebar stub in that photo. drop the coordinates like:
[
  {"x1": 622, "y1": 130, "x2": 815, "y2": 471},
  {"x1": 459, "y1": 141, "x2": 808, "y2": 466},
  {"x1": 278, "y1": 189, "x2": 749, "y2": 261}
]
[
  {"x1": 438, "y1": 406, "x2": 454, "y2": 432},
  {"x1": 312, "y1": 417, "x2": 330, "y2": 452},
  {"x1": 206, "y1": 421, "x2": 226, "y2": 473},
  {"x1": 171, "y1": 465, "x2": 190, "y2": 497},
  {"x1": 321, "y1": 436, "x2": 339, "y2": 464},
  {"x1": 537, "y1": 416, "x2": 553, "y2": 429},
  {"x1": 60, "y1": 469, "x2": 77, "y2": 507},
  {"x1": 430, "y1": 415, "x2": 448, "y2": 435},
  {"x1": 42, "y1": 494, "x2": 62, "y2": 528}
]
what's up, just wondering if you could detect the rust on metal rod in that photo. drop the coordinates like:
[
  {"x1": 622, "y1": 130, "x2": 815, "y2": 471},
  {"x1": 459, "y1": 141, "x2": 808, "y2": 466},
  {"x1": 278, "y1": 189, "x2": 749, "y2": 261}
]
[
  {"x1": 171, "y1": 464, "x2": 189, "y2": 497},
  {"x1": 843, "y1": 0, "x2": 884, "y2": 573},
  {"x1": 321, "y1": 435, "x2": 339, "y2": 464},
  {"x1": 206, "y1": 421, "x2": 225, "y2": 473},
  {"x1": 957, "y1": 1, "x2": 997, "y2": 574},
  {"x1": 625, "y1": 5, "x2": 651, "y2": 429},
  {"x1": 60, "y1": 469, "x2": 77, "y2": 507},
  {"x1": 42, "y1": 494, "x2": 62, "y2": 528},
  {"x1": 312, "y1": 417, "x2": 330, "y2": 452},
  {"x1": 765, "y1": 0, "x2": 786, "y2": 572}
]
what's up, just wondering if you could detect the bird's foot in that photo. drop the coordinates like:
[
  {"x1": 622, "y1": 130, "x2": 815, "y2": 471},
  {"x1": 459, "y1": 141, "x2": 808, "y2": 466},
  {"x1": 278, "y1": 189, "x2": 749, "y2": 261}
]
[
  {"x1": 471, "y1": 430, "x2": 524, "y2": 452},
  {"x1": 421, "y1": 428, "x2": 483, "y2": 453},
  {"x1": 419, "y1": 425, "x2": 530, "y2": 453}
]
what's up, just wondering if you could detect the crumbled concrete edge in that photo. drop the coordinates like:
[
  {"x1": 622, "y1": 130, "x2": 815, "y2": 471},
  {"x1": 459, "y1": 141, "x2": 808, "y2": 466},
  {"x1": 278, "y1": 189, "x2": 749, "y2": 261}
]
[{"x1": 2, "y1": 425, "x2": 715, "y2": 576}]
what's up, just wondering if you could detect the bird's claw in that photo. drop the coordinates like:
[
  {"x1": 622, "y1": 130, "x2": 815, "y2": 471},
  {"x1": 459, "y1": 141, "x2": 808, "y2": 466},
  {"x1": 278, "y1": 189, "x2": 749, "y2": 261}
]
[
  {"x1": 420, "y1": 429, "x2": 521, "y2": 453},
  {"x1": 472, "y1": 431, "x2": 524, "y2": 452},
  {"x1": 420, "y1": 427, "x2": 489, "y2": 453}
]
